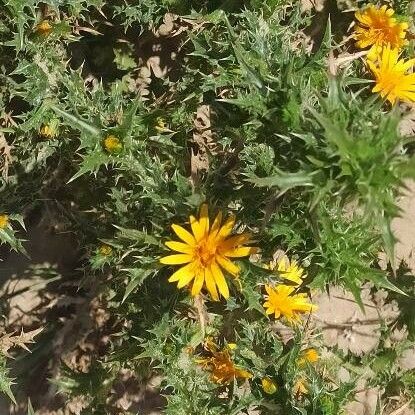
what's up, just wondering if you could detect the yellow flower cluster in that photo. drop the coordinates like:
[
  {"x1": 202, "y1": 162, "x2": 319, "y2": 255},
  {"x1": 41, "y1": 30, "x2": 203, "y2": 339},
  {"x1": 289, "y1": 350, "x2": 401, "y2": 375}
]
[
  {"x1": 194, "y1": 337, "x2": 320, "y2": 393},
  {"x1": 160, "y1": 205, "x2": 316, "y2": 323},
  {"x1": 263, "y1": 257, "x2": 316, "y2": 324},
  {"x1": 160, "y1": 205, "x2": 319, "y2": 389},
  {"x1": 293, "y1": 348, "x2": 320, "y2": 397},
  {"x1": 354, "y1": 4, "x2": 415, "y2": 104}
]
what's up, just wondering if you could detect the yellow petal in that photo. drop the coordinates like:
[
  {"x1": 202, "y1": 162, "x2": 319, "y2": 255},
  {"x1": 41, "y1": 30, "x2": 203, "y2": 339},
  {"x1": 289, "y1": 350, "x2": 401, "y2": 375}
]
[
  {"x1": 205, "y1": 266, "x2": 219, "y2": 301},
  {"x1": 165, "y1": 240, "x2": 193, "y2": 254},
  {"x1": 198, "y1": 204, "x2": 210, "y2": 235},
  {"x1": 216, "y1": 215, "x2": 235, "y2": 240},
  {"x1": 219, "y1": 233, "x2": 251, "y2": 250},
  {"x1": 172, "y1": 224, "x2": 196, "y2": 246},
  {"x1": 168, "y1": 262, "x2": 195, "y2": 283},
  {"x1": 264, "y1": 285, "x2": 273, "y2": 295},
  {"x1": 191, "y1": 269, "x2": 205, "y2": 296},
  {"x1": 177, "y1": 264, "x2": 197, "y2": 288},
  {"x1": 224, "y1": 246, "x2": 257, "y2": 258},
  {"x1": 160, "y1": 254, "x2": 192, "y2": 265},
  {"x1": 216, "y1": 255, "x2": 240, "y2": 276},
  {"x1": 190, "y1": 215, "x2": 204, "y2": 242},
  {"x1": 210, "y1": 211, "x2": 223, "y2": 236},
  {"x1": 211, "y1": 261, "x2": 229, "y2": 299}
]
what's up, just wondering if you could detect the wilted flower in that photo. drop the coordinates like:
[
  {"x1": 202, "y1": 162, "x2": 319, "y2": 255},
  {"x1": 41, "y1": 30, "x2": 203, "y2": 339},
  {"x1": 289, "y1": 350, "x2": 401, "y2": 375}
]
[
  {"x1": 160, "y1": 204, "x2": 257, "y2": 300},
  {"x1": 354, "y1": 5, "x2": 408, "y2": 57},
  {"x1": 293, "y1": 377, "x2": 308, "y2": 396},
  {"x1": 263, "y1": 284, "x2": 316, "y2": 324},
  {"x1": 197, "y1": 340, "x2": 252, "y2": 384}
]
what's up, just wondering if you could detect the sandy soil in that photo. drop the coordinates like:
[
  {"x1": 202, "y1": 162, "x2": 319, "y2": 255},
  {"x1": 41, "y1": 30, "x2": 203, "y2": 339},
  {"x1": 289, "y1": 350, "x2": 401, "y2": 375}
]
[{"x1": 393, "y1": 180, "x2": 415, "y2": 272}]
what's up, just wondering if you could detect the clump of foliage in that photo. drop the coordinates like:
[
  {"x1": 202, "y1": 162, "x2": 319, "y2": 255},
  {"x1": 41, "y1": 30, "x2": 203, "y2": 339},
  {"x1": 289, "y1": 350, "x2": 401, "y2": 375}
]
[{"x1": 1, "y1": 0, "x2": 414, "y2": 414}]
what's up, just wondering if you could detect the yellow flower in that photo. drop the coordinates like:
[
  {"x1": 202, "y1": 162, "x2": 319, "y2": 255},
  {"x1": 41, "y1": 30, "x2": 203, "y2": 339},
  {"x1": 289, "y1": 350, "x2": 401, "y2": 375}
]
[
  {"x1": 160, "y1": 204, "x2": 257, "y2": 300},
  {"x1": 298, "y1": 348, "x2": 319, "y2": 366},
  {"x1": 103, "y1": 135, "x2": 123, "y2": 153},
  {"x1": 269, "y1": 256, "x2": 305, "y2": 286},
  {"x1": 99, "y1": 245, "x2": 113, "y2": 256},
  {"x1": 261, "y1": 377, "x2": 277, "y2": 394},
  {"x1": 0, "y1": 214, "x2": 9, "y2": 229},
  {"x1": 35, "y1": 20, "x2": 53, "y2": 36},
  {"x1": 197, "y1": 341, "x2": 252, "y2": 384},
  {"x1": 367, "y1": 45, "x2": 415, "y2": 104},
  {"x1": 263, "y1": 284, "x2": 316, "y2": 324},
  {"x1": 354, "y1": 5, "x2": 408, "y2": 55}
]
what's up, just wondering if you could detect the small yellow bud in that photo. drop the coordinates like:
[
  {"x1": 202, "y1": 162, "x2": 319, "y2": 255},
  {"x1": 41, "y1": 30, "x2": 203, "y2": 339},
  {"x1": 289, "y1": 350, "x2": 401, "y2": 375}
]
[
  {"x1": 40, "y1": 124, "x2": 56, "y2": 139},
  {"x1": 227, "y1": 343, "x2": 237, "y2": 350},
  {"x1": 0, "y1": 214, "x2": 9, "y2": 229},
  {"x1": 103, "y1": 135, "x2": 122, "y2": 153},
  {"x1": 261, "y1": 377, "x2": 277, "y2": 395},
  {"x1": 99, "y1": 245, "x2": 113, "y2": 256},
  {"x1": 35, "y1": 20, "x2": 53, "y2": 36},
  {"x1": 155, "y1": 116, "x2": 167, "y2": 132}
]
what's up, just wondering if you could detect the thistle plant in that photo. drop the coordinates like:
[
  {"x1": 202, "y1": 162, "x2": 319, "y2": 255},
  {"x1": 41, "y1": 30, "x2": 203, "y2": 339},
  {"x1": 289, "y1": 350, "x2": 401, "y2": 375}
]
[{"x1": 0, "y1": 0, "x2": 414, "y2": 414}]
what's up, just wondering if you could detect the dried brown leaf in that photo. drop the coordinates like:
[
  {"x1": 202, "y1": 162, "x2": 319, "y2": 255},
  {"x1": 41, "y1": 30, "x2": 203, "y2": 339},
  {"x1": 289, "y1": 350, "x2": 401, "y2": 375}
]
[
  {"x1": 190, "y1": 105, "x2": 218, "y2": 189},
  {"x1": 0, "y1": 133, "x2": 13, "y2": 181},
  {"x1": 0, "y1": 327, "x2": 43, "y2": 357}
]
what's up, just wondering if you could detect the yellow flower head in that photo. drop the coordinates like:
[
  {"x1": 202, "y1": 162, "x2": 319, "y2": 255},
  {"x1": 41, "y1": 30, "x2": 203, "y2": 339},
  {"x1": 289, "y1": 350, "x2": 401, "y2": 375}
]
[
  {"x1": 103, "y1": 135, "x2": 123, "y2": 153},
  {"x1": 263, "y1": 284, "x2": 316, "y2": 324},
  {"x1": 367, "y1": 45, "x2": 415, "y2": 104},
  {"x1": 35, "y1": 20, "x2": 53, "y2": 36},
  {"x1": 269, "y1": 256, "x2": 305, "y2": 286},
  {"x1": 261, "y1": 377, "x2": 277, "y2": 394},
  {"x1": 298, "y1": 348, "x2": 319, "y2": 366},
  {"x1": 197, "y1": 341, "x2": 252, "y2": 384},
  {"x1": 0, "y1": 214, "x2": 9, "y2": 229},
  {"x1": 160, "y1": 204, "x2": 257, "y2": 300},
  {"x1": 354, "y1": 5, "x2": 408, "y2": 53},
  {"x1": 99, "y1": 245, "x2": 113, "y2": 256}
]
